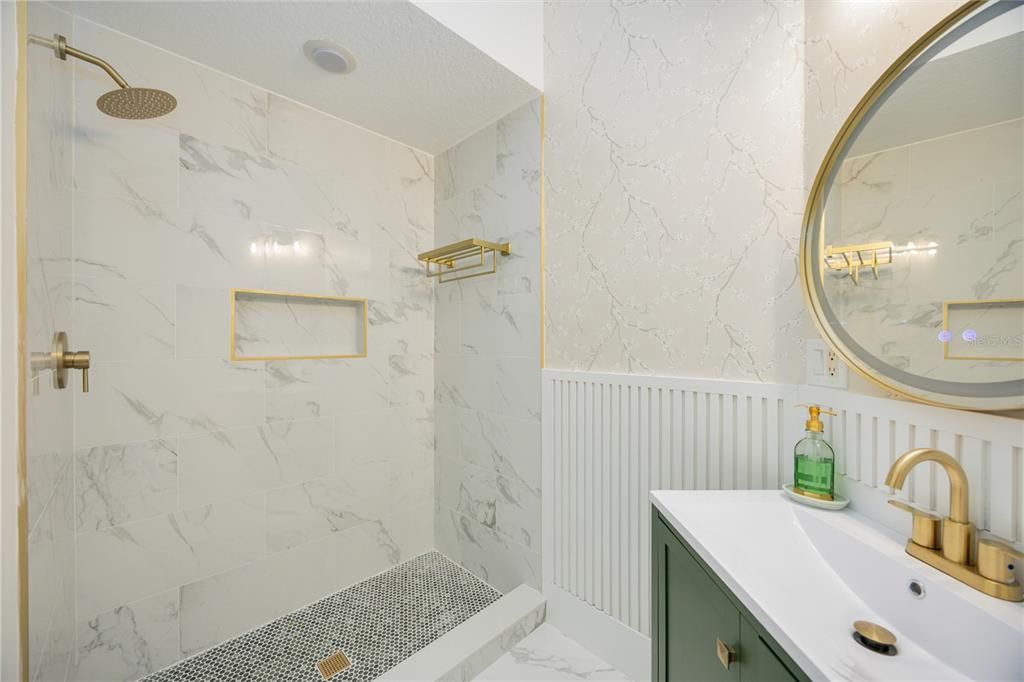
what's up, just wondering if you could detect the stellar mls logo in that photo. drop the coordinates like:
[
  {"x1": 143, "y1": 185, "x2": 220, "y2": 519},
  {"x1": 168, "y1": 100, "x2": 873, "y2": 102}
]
[{"x1": 965, "y1": 332, "x2": 1024, "y2": 349}]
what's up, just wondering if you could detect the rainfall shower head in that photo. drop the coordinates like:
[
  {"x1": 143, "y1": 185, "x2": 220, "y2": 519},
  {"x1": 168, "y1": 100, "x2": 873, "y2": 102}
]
[
  {"x1": 96, "y1": 87, "x2": 177, "y2": 120},
  {"x1": 30, "y1": 33, "x2": 177, "y2": 120}
]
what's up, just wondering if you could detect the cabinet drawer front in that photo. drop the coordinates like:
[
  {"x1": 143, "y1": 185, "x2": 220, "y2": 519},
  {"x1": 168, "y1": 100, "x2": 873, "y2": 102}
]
[
  {"x1": 653, "y1": 515, "x2": 740, "y2": 682},
  {"x1": 741, "y1": 617, "x2": 798, "y2": 682}
]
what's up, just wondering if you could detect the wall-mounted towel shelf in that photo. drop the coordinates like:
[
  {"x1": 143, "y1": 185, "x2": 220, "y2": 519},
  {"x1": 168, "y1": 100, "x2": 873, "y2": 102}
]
[{"x1": 418, "y1": 238, "x2": 511, "y2": 283}]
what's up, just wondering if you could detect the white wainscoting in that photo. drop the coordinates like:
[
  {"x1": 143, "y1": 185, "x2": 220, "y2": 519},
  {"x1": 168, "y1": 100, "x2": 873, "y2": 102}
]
[{"x1": 540, "y1": 368, "x2": 1023, "y2": 679}]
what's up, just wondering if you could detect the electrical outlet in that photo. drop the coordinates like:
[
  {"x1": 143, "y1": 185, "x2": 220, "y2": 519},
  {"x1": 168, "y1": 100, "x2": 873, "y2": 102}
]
[{"x1": 806, "y1": 338, "x2": 849, "y2": 388}]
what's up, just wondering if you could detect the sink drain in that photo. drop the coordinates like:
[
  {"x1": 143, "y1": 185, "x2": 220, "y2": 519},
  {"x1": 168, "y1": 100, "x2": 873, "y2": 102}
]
[{"x1": 852, "y1": 620, "x2": 898, "y2": 656}]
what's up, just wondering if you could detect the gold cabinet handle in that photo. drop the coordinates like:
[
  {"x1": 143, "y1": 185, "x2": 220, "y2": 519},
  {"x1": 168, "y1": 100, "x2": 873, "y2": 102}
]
[
  {"x1": 888, "y1": 499, "x2": 942, "y2": 549},
  {"x1": 716, "y1": 638, "x2": 737, "y2": 670}
]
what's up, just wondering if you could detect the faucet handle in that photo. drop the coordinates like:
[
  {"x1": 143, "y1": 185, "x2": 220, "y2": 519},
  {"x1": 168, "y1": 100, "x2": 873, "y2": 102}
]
[
  {"x1": 977, "y1": 538, "x2": 1024, "y2": 585},
  {"x1": 888, "y1": 499, "x2": 941, "y2": 549}
]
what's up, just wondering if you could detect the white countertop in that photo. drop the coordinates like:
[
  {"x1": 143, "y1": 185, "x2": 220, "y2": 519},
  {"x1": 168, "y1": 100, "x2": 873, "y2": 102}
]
[{"x1": 650, "y1": 490, "x2": 1020, "y2": 682}]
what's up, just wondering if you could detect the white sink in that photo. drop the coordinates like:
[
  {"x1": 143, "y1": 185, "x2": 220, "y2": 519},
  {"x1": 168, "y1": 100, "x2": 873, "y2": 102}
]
[{"x1": 651, "y1": 490, "x2": 1024, "y2": 681}]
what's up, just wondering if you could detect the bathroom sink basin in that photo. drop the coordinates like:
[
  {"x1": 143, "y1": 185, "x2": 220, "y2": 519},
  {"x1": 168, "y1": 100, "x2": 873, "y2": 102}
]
[{"x1": 651, "y1": 490, "x2": 1024, "y2": 681}]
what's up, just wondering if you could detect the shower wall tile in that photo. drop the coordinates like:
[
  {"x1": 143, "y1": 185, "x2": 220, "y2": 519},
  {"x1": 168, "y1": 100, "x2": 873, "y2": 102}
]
[
  {"x1": 177, "y1": 210, "x2": 268, "y2": 290},
  {"x1": 66, "y1": 14, "x2": 434, "y2": 676},
  {"x1": 433, "y1": 99, "x2": 542, "y2": 591},
  {"x1": 174, "y1": 285, "x2": 231, "y2": 360},
  {"x1": 178, "y1": 417, "x2": 333, "y2": 509},
  {"x1": 434, "y1": 508, "x2": 540, "y2": 594},
  {"x1": 72, "y1": 589, "x2": 181, "y2": 682},
  {"x1": 264, "y1": 357, "x2": 389, "y2": 422},
  {"x1": 387, "y1": 353, "x2": 433, "y2": 406},
  {"x1": 178, "y1": 536, "x2": 335, "y2": 656},
  {"x1": 74, "y1": 359, "x2": 265, "y2": 448},
  {"x1": 437, "y1": 455, "x2": 540, "y2": 551},
  {"x1": 73, "y1": 191, "x2": 182, "y2": 283},
  {"x1": 267, "y1": 94, "x2": 392, "y2": 185},
  {"x1": 330, "y1": 502, "x2": 435, "y2": 591},
  {"x1": 75, "y1": 438, "x2": 179, "y2": 532},
  {"x1": 76, "y1": 493, "x2": 265, "y2": 618},
  {"x1": 72, "y1": 276, "x2": 176, "y2": 363},
  {"x1": 73, "y1": 119, "x2": 180, "y2": 206},
  {"x1": 335, "y1": 404, "x2": 433, "y2": 468}
]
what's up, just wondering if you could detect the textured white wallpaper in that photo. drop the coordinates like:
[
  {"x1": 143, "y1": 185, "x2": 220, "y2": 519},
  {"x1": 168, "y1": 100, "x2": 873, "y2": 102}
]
[
  {"x1": 543, "y1": 0, "x2": 968, "y2": 390},
  {"x1": 543, "y1": 0, "x2": 808, "y2": 382}
]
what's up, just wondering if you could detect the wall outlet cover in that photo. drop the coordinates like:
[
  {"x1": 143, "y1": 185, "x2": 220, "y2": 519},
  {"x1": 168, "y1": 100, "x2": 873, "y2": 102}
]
[{"x1": 806, "y1": 338, "x2": 849, "y2": 389}]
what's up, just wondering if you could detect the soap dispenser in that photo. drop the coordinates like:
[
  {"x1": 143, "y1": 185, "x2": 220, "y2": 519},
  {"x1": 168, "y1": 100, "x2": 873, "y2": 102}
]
[{"x1": 793, "y1": 405, "x2": 837, "y2": 501}]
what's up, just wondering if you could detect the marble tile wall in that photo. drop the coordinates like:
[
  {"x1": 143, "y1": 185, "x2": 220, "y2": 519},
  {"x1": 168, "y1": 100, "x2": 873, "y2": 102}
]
[
  {"x1": 25, "y1": 3, "x2": 76, "y2": 681},
  {"x1": 53, "y1": 14, "x2": 434, "y2": 682},
  {"x1": 433, "y1": 100, "x2": 543, "y2": 593}
]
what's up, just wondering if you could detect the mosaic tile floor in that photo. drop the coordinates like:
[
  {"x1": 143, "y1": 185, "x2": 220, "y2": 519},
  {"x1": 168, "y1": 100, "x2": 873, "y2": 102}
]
[{"x1": 142, "y1": 551, "x2": 501, "y2": 682}]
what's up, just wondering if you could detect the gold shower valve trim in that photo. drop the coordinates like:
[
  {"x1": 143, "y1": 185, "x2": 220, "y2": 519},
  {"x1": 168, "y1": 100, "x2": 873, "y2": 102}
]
[{"x1": 418, "y1": 238, "x2": 511, "y2": 283}]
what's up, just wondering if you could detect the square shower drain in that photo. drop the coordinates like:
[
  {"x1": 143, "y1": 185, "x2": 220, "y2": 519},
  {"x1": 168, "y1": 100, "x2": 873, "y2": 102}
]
[{"x1": 317, "y1": 651, "x2": 352, "y2": 679}]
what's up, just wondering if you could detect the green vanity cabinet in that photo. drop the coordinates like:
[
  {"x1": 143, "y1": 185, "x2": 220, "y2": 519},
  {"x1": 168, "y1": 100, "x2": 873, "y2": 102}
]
[{"x1": 651, "y1": 509, "x2": 809, "y2": 682}]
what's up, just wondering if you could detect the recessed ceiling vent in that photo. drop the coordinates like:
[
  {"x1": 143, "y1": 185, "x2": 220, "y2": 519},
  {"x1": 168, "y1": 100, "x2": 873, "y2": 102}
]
[{"x1": 303, "y1": 40, "x2": 356, "y2": 74}]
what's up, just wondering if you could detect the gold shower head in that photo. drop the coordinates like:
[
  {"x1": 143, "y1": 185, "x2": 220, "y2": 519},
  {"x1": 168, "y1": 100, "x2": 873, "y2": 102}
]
[
  {"x1": 30, "y1": 33, "x2": 177, "y2": 120},
  {"x1": 96, "y1": 87, "x2": 177, "y2": 120}
]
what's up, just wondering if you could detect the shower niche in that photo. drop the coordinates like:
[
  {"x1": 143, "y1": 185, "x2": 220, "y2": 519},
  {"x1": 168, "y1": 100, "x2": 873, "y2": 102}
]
[{"x1": 230, "y1": 289, "x2": 368, "y2": 361}]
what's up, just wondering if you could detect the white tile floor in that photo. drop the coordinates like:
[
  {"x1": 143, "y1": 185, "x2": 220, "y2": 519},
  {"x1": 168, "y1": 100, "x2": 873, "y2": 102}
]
[{"x1": 475, "y1": 623, "x2": 630, "y2": 681}]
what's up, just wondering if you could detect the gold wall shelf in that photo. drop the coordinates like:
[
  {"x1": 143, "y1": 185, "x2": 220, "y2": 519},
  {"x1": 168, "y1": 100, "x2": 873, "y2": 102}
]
[
  {"x1": 418, "y1": 238, "x2": 511, "y2": 283},
  {"x1": 823, "y1": 241, "x2": 894, "y2": 285}
]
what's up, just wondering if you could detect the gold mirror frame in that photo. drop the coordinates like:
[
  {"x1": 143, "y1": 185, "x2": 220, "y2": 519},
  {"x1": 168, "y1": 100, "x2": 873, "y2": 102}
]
[{"x1": 799, "y1": 0, "x2": 1023, "y2": 412}]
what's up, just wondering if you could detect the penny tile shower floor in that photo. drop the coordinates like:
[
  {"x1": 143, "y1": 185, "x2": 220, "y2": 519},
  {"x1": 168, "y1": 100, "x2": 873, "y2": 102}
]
[{"x1": 142, "y1": 551, "x2": 500, "y2": 682}]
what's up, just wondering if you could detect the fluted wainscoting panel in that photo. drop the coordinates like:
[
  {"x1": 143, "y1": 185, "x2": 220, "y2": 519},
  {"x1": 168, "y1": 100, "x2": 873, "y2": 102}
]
[{"x1": 542, "y1": 370, "x2": 1023, "y2": 639}]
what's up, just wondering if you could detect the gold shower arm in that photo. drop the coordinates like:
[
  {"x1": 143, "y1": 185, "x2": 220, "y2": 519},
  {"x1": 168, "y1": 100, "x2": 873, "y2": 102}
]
[{"x1": 28, "y1": 33, "x2": 129, "y2": 89}]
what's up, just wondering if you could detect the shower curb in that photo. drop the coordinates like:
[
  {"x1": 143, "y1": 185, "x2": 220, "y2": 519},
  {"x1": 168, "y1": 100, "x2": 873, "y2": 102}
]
[{"x1": 378, "y1": 584, "x2": 546, "y2": 682}]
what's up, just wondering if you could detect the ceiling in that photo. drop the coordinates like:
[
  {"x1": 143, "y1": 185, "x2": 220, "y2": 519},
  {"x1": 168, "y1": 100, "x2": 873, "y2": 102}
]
[{"x1": 58, "y1": 0, "x2": 538, "y2": 154}]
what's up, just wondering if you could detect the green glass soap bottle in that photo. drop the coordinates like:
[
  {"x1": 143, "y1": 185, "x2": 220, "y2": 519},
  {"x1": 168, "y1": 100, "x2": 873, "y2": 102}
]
[{"x1": 793, "y1": 405, "x2": 837, "y2": 500}]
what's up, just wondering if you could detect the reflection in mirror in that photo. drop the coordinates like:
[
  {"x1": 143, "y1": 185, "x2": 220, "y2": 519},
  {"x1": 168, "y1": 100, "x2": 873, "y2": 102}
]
[{"x1": 806, "y1": 0, "x2": 1023, "y2": 410}]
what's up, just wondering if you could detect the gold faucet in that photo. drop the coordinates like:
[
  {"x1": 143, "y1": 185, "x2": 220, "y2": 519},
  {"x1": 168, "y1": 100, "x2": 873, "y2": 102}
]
[{"x1": 885, "y1": 448, "x2": 1023, "y2": 602}]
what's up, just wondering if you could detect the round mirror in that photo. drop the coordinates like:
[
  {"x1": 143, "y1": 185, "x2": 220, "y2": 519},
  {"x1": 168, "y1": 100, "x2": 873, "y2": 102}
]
[{"x1": 801, "y1": 0, "x2": 1023, "y2": 411}]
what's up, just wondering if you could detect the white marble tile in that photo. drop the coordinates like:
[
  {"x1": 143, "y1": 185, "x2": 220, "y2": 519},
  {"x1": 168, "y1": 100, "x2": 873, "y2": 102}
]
[
  {"x1": 335, "y1": 404, "x2": 433, "y2": 468},
  {"x1": 177, "y1": 210, "x2": 267, "y2": 290},
  {"x1": 178, "y1": 536, "x2": 334, "y2": 656},
  {"x1": 265, "y1": 477, "x2": 365, "y2": 554},
  {"x1": 368, "y1": 297, "x2": 434, "y2": 356},
  {"x1": 387, "y1": 353, "x2": 433, "y2": 406},
  {"x1": 175, "y1": 286, "x2": 231, "y2": 360},
  {"x1": 73, "y1": 276, "x2": 176, "y2": 363},
  {"x1": 476, "y1": 624, "x2": 629, "y2": 681},
  {"x1": 267, "y1": 94, "x2": 391, "y2": 184},
  {"x1": 178, "y1": 417, "x2": 332, "y2": 509},
  {"x1": 28, "y1": 461, "x2": 75, "y2": 682},
  {"x1": 75, "y1": 438, "x2": 178, "y2": 532},
  {"x1": 76, "y1": 493, "x2": 265, "y2": 618},
  {"x1": 265, "y1": 357, "x2": 387, "y2": 422},
  {"x1": 436, "y1": 123, "x2": 497, "y2": 201},
  {"x1": 460, "y1": 293, "x2": 540, "y2": 358},
  {"x1": 72, "y1": 590, "x2": 180, "y2": 682},
  {"x1": 233, "y1": 291, "x2": 365, "y2": 359},
  {"x1": 437, "y1": 455, "x2": 540, "y2": 550},
  {"x1": 74, "y1": 359, "x2": 265, "y2": 448},
  {"x1": 331, "y1": 503, "x2": 433, "y2": 591},
  {"x1": 73, "y1": 190, "x2": 181, "y2": 283},
  {"x1": 435, "y1": 507, "x2": 540, "y2": 593}
]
